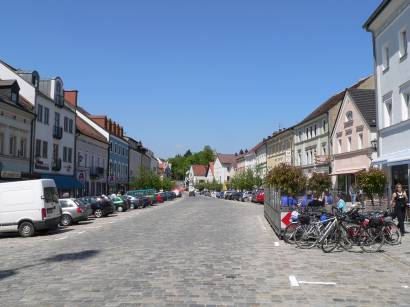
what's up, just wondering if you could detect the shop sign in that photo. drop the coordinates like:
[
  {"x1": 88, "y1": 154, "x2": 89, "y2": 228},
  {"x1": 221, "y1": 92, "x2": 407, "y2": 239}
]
[{"x1": 1, "y1": 171, "x2": 22, "y2": 179}]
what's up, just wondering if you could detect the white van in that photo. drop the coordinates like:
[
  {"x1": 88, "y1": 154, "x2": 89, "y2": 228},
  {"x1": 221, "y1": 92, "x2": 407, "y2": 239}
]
[{"x1": 0, "y1": 179, "x2": 62, "y2": 237}]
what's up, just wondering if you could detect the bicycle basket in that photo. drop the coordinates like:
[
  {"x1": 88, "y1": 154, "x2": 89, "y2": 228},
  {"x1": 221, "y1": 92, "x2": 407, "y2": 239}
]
[{"x1": 299, "y1": 215, "x2": 310, "y2": 225}]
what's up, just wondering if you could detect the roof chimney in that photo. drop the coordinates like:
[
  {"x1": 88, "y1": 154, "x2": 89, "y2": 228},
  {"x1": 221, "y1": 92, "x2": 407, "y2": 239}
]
[{"x1": 64, "y1": 90, "x2": 78, "y2": 108}]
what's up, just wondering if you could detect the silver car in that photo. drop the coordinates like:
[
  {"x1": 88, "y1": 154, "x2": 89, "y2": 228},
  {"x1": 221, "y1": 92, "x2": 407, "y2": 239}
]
[{"x1": 58, "y1": 198, "x2": 91, "y2": 226}]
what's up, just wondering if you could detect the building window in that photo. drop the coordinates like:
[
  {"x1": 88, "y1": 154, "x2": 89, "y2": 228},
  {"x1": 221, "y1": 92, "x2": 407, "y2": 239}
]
[
  {"x1": 338, "y1": 139, "x2": 342, "y2": 154},
  {"x1": 11, "y1": 91, "x2": 18, "y2": 103},
  {"x1": 298, "y1": 150, "x2": 302, "y2": 166},
  {"x1": 37, "y1": 104, "x2": 43, "y2": 122},
  {"x1": 382, "y1": 45, "x2": 390, "y2": 71},
  {"x1": 42, "y1": 141, "x2": 48, "y2": 158},
  {"x1": 314, "y1": 124, "x2": 317, "y2": 136},
  {"x1": 44, "y1": 107, "x2": 49, "y2": 125},
  {"x1": 345, "y1": 111, "x2": 353, "y2": 122},
  {"x1": 0, "y1": 133, "x2": 4, "y2": 155},
  {"x1": 402, "y1": 92, "x2": 410, "y2": 121},
  {"x1": 63, "y1": 147, "x2": 67, "y2": 162},
  {"x1": 19, "y1": 138, "x2": 26, "y2": 158},
  {"x1": 35, "y1": 139, "x2": 41, "y2": 157},
  {"x1": 322, "y1": 143, "x2": 327, "y2": 155},
  {"x1": 400, "y1": 30, "x2": 408, "y2": 59},
  {"x1": 9, "y1": 136, "x2": 17, "y2": 156},
  {"x1": 55, "y1": 112, "x2": 60, "y2": 127},
  {"x1": 53, "y1": 144, "x2": 59, "y2": 161},
  {"x1": 68, "y1": 148, "x2": 72, "y2": 163},
  {"x1": 69, "y1": 119, "x2": 73, "y2": 134},
  {"x1": 64, "y1": 117, "x2": 68, "y2": 132},
  {"x1": 84, "y1": 154, "x2": 88, "y2": 167},
  {"x1": 358, "y1": 133, "x2": 363, "y2": 150},
  {"x1": 384, "y1": 98, "x2": 393, "y2": 127},
  {"x1": 347, "y1": 136, "x2": 352, "y2": 152}
]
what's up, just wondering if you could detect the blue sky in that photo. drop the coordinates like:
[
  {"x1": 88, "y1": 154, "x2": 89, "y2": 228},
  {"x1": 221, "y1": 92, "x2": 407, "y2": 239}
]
[{"x1": 2, "y1": 0, "x2": 380, "y2": 158}]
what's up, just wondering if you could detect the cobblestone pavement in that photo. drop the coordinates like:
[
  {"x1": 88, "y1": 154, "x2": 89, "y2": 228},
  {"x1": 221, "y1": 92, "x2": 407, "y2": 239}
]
[{"x1": 1, "y1": 195, "x2": 410, "y2": 306}]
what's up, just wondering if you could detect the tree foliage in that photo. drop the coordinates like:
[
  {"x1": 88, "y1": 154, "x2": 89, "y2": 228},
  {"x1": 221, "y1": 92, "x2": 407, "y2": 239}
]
[
  {"x1": 230, "y1": 169, "x2": 263, "y2": 191},
  {"x1": 195, "y1": 180, "x2": 223, "y2": 192},
  {"x1": 357, "y1": 168, "x2": 387, "y2": 205},
  {"x1": 168, "y1": 145, "x2": 215, "y2": 180},
  {"x1": 266, "y1": 163, "x2": 307, "y2": 196},
  {"x1": 130, "y1": 167, "x2": 175, "y2": 191},
  {"x1": 307, "y1": 172, "x2": 332, "y2": 195}
]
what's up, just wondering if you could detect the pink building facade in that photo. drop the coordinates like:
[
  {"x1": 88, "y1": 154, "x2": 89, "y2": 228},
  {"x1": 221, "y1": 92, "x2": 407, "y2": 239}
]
[{"x1": 331, "y1": 89, "x2": 378, "y2": 196}]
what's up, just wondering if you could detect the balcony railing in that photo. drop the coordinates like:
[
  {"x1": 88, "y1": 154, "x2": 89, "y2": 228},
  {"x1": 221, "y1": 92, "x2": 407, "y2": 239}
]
[
  {"x1": 55, "y1": 94, "x2": 64, "y2": 108},
  {"x1": 53, "y1": 126, "x2": 63, "y2": 139},
  {"x1": 52, "y1": 158, "x2": 62, "y2": 171}
]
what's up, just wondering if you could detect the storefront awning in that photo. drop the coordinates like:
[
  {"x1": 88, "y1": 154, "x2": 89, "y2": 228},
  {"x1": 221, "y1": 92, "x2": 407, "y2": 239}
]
[
  {"x1": 331, "y1": 168, "x2": 365, "y2": 176},
  {"x1": 372, "y1": 149, "x2": 410, "y2": 166},
  {"x1": 41, "y1": 174, "x2": 84, "y2": 189}
]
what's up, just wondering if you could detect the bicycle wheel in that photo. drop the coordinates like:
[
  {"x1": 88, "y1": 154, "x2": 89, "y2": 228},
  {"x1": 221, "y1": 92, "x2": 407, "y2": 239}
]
[
  {"x1": 339, "y1": 225, "x2": 354, "y2": 251},
  {"x1": 294, "y1": 224, "x2": 319, "y2": 249},
  {"x1": 321, "y1": 228, "x2": 340, "y2": 253},
  {"x1": 360, "y1": 227, "x2": 385, "y2": 253},
  {"x1": 383, "y1": 222, "x2": 401, "y2": 245},
  {"x1": 283, "y1": 222, "x2": 299, "y2": 244}
]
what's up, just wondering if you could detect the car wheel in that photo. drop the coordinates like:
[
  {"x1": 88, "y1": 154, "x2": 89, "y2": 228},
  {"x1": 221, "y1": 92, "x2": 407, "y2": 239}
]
[
  {"x1": 94, "y1": 209, "x2": 103, "y2": 218},
  {"x1": 18, "y1": 221, "x2": 35, "y2": 238},
  {"x1": 117, "y1": 206, "x2": 123, "y2": 212},
  {"x1": 60, "y1": 214, "x2": 72, "y2": 226}
]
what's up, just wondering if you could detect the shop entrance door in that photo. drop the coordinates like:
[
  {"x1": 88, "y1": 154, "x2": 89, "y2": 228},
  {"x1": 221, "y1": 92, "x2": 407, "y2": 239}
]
[{"x1": 391, "y1": 164, "x2": 409, "y2": 195}]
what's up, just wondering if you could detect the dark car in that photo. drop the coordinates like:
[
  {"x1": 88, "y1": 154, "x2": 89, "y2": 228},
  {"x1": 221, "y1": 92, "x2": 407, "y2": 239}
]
[
  {"x1": 159, "y1": 192, "x2": 169, "y2": 201},
  {"x1": 165, "y1": 191, "x2": 176, "y2": 200},
  {"x1": 224, "y1": 191, "x2": 234, "y2": 199},
  {"x1": 79, "y1": 196, "x2": 114, "y2": 218},
  {"x1": 142, "y1": 196, "x2": 152, "y2": 207},
  {"x1": 231, "y1": 192, "x2": 242, "y2": 201},
  {"x1": 124, "y1": 195, "x2": 144, "y2": 209}
]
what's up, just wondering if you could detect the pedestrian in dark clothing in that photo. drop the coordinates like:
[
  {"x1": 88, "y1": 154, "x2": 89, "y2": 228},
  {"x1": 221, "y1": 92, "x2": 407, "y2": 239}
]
[{"x1": 391, "y1": 184, "x2": 409, "y2": 236}]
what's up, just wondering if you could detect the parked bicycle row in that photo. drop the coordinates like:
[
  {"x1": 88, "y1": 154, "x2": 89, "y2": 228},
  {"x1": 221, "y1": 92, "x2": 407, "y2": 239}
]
[
  {"x1": 283, "y1": 206, "x2": 402, "y2": 253},
  {"x1": 0, "y1": 179, "x2": 182, "y2": 238}
]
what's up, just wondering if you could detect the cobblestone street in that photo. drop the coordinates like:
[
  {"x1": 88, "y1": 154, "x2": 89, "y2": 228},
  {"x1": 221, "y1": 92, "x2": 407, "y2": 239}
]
[{"x1": 1, "y1": 196, "x2": 410, "y2": 306}]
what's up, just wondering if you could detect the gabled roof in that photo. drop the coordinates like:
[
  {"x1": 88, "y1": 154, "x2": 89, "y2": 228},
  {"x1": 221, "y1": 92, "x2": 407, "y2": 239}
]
[
  {"x1": 217, "y1": 153, "x2": 237, "y2": 167},
  {"x1": 191, "y1": 164, "x2": 208, "y2": 177},
  {"x1": 363, "y1": 0, "x2": 391, "y2": 30},
  {"x1": 299, "y1": 76, "x2": 372, "y2": 125},
  {"x1": 76, "y1": 116, "x2": 109, "y2": 144},
  {"x1": 347, "y1": 88, "x2": 377, "y2": 127}
]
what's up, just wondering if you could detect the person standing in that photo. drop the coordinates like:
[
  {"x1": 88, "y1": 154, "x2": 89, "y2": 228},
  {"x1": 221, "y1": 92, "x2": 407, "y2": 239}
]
[{"x1": 391, "y1": 184, "x2": 409, "y2": 236}]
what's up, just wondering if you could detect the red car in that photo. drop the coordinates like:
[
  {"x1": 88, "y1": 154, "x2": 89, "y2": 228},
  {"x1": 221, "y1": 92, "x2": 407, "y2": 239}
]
[
  {"x1": 255, "y1": 190, "x2": 265, "y2": 204},
  {"x1": 156, "y1": 193, "x2": 164, "y2": 203}
]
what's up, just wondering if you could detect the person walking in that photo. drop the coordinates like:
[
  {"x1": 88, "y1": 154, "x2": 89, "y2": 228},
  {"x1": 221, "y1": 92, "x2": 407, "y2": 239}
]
[{"x1": 391, "y1": 184, "x2": 409, "y2": 236}]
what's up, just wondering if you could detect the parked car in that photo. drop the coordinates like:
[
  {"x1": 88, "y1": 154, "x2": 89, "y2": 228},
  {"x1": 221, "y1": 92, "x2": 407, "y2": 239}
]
[
  {"x1": 224, "y1": 191, "x2": 233, "y2": 199},
  {"x1": 156, "y1": 193, "x2": 164, "y2": 203},
  {"x1": 173, "y1": 188, "x2": 182, "y2": 197},
  {"x1": 231, "y1": 192, "x2": 242, "y2": 201},
  {"x1": 124, "y1": 195, "x2": 143, "y2": 209},
  {"x1": 241, "y1": 191, "x2": 253, "y2": 202},
  {"x1": 0, "y1": 179, "x2": 61, "y2": 237},
  {"x1": 255, "y1": 190, "x2": 265, "y2": 204},
  {"x1": 165, "y1": 191, "x2": 176, "y2": 200},
  {"x1": 110, "y1": 196, "x2": 129, "y2": 212},
  {"x1": 142, "y1": 196, "x2": 152, "y2": 207},
  {"x1": 79, "y1": 196, "x2": 114, "y2": 218},
  {"x1": 59, "y1": 198, "x2": 90, "y2": 226},
  {"x1": 216, "y1": 191, "x2": 224, "y2": 198}
]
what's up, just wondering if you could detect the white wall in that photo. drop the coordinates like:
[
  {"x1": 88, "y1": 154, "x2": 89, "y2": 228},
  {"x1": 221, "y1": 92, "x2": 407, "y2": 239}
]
[{"x1": 0, "y1": 62, "x2": 36, "y2": 104}]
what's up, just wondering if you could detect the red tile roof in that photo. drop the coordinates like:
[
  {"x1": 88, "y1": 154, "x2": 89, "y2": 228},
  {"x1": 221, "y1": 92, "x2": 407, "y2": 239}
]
[
  {"x1": 76, "y1": 116, "x2": 108, "y2": 144},
  {"x1": 217, "y1": 153, "x2": 237, "y2": 167},
  {"x1": 192, "y1": 164, "x2": 208, "y2": 177}
]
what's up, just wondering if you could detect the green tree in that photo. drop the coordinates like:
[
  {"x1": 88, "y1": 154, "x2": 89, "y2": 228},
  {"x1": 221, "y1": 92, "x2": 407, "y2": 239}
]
[
  {"x1": 266, "y1": 163, "x2": 307, "y2": 196},
  {"x1": 307, "y1": 173, "x2": 332, "y2": 195},
  {"x1": 357, "y1": 168, "x2": 387, "y2": 206}
]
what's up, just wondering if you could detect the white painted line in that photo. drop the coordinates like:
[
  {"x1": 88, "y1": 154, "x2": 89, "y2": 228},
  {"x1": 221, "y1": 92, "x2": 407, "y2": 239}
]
[
  {"x1": 274, "y1": 242, "x2": 280, "y2": 247},
  {"x1": 55, "y1": 236, "x2": 67, "y2": 241},
  {"x1": 298, "y1": 281, "x2": 337, "y2": 286},
  {"x1": 402, "y1": 285, "x2": 409, "y2": 289},
  {"x1": 289, "y1": 275, "x2": 299, "y2": 287},
  {"x1": 86, "y1": 226, "x2": 102, "y2": 229}
]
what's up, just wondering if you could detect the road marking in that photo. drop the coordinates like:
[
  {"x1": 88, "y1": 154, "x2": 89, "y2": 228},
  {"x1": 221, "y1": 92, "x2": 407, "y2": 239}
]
[
  {"x1": 289, "y1": 275, "x2": 299, "y2": 287},
  {"x1": 55, "y1": 236, "x2": 67, "y2": 241},
  {"x1": 86, "y1": 226, "x2": 102, "y2": 229},
  {"x1": 274, "y1": 242, "x2": 280, "y2": 247},
  {"x1": 298, "y1": 281, "x2": 337, "y2": 286},
  {"x1": 402, "y1": 285, "x2": 409, "y2": 289}
]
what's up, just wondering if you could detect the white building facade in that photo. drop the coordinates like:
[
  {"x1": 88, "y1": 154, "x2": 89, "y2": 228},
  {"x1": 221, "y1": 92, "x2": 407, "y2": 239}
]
[
  {"x1": 214, "y1": 153, "x2": 236, "y2": 187},
  {"x1": 365, "y1": 0, "x2": 410, "y2": 196}
]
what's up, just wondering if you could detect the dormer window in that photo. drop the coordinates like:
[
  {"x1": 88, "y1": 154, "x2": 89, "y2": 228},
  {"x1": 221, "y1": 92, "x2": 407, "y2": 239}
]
[
  {"x1": 345, "y1": 111, "x2": 353, "y2": 122},
  {"x1": 54, "y1": 79, "x2": 64, "y2": 107},
  {"x1": 11, "y1": 91, "x2": 18, "y2": 103},
  {"x1": 31, "y1": 71, "x2": 40, "y2": 88}
]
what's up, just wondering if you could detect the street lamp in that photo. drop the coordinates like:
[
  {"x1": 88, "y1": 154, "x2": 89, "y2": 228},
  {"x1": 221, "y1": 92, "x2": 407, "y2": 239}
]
[{"x1": 371, "y1": 139, "x2": 378, "y2": 152}]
